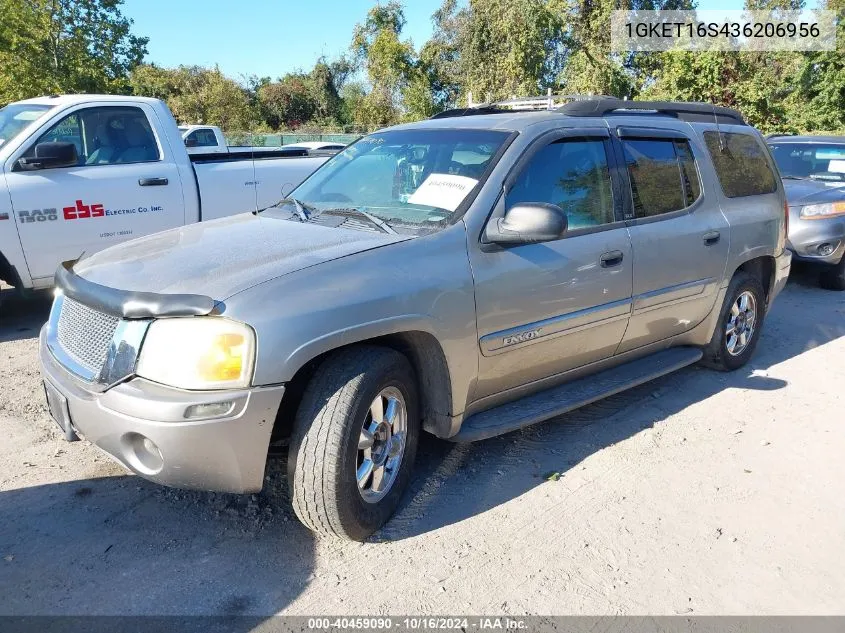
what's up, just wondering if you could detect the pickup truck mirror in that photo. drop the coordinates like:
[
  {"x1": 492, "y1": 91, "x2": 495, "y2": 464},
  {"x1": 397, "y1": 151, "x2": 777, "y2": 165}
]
[
  {"x1": 184, "y1": 137, "x2": 198, "y2": 148},
  {"x1": 487, "y1": 202, "x2": 568, "y2": 245},
  {"x1": 17, "y1": 142, "x2": 79, "y2": 171}
]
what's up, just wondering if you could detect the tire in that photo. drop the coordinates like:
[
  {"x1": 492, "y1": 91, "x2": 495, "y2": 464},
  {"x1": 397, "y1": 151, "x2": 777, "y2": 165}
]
[
  {"x1": 700, "y1": 271, "x2": 766, "y2": 371},
  {"x1": 819, "y1": 255, "x2": 845, "y2": 291},
  {"x1": 288, "y1": 345, "x2": 419, "y2": 540}
]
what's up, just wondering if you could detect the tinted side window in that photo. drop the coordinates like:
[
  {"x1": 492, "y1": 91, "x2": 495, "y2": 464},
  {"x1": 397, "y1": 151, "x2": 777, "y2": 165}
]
[
  {"x1": 189, "y1": 129, "x2": 218, "y2": 147},
  {"x1": 704, "y1": 131, "x2": 777, "y2": 198},
  {"x1": 506, "y1": 139, "x2": 614, "y2": 230},
  {"x1": 676, "y1": 140, "x2": 701, "y2": 206},
  {"x1": 623, "y1": 139, "x2": 685, "y2": 218}
]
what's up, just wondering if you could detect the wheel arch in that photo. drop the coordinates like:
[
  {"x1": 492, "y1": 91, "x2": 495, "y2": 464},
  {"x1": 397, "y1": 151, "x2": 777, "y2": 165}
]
[
  {"x1": 732, "y1": 254, "x2": 775, "y2": 305},
  {"x1": 269, "y1": 329, "x2": 455, "y2": 448},
  {"x1": 0, "y1": 250, "x2": 24, "y2": 289}
]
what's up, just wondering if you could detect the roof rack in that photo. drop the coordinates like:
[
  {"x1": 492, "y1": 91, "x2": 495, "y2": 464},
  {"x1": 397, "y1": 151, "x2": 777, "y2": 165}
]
[
  {"x1": 558, "y1": 97, "x2": 747, "y2": 125},
  {"x1": 430, "y1": 94, "x2": 748, "y2": 125},
  {"x1": 430, "y1": 91, "x2": 612, "y2": 119}
]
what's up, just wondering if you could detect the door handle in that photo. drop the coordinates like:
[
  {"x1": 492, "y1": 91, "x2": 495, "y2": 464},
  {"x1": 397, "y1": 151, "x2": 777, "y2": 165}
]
[
  {"x1": 138, "y1": 177, "x2": 168, "y2": 187},
  {"x1": 703, "y1": 231, "x2": 721, "y2": 246},
  {"x1": 600, "y1": 250, "x2": 624, "y2": 268}
]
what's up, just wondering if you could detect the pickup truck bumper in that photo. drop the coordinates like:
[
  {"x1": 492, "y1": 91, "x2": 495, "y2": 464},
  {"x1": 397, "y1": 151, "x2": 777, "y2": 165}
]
[
  {"x1": 39, "y1": 326, "x2": 284, "y2": 493},
  {"x1": 787, "y1": 213, "x2": 845, "y2": 266},
  {"x1": 771, "y1": 249, "x2": 792, "y2": 306}
]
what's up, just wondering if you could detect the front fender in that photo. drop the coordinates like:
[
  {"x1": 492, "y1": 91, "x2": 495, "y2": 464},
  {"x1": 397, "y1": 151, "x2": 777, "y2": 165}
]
[{"x1": 222, "y1": 224, "x2": 480, "y2": 417}]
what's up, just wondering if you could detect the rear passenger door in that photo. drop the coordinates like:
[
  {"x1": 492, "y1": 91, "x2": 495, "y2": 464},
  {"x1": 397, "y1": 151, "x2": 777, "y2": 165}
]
[
  {"x1": 470, "y1": 129, "x2": 633, "y2": 403},
  {"x1": 612, "y1": 127, "x2": 729, "y2": 353}
]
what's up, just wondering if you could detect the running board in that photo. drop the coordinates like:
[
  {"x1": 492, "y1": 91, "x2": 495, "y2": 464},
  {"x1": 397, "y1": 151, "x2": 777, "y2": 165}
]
[{"x1": 452, "y1": 346, "x2": 703, "y2": 442}]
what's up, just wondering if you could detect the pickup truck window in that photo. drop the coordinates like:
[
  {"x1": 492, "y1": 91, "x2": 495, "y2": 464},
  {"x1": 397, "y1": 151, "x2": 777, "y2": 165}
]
[
  {"x1": 704, "y1": 131, "x2": 777, "y2": 198},
  {"x1": 23, "y1": 106, "x2": 161, "y2": 167},
  {"x1": 0, "y1": 103, "x2": 53, "y2": 148},
  {"x1": 623, "y1": 138, "x2": 701, "y2": 218},
  {"x1": 187, "y1": 128, "x2": 218, "y2": 147},
  {"x1": 506, "y1": 139, "x2": 614, "y2": 229},
  {"x1": 282, "y1": 128, "x2": 509, "y2": 231}
]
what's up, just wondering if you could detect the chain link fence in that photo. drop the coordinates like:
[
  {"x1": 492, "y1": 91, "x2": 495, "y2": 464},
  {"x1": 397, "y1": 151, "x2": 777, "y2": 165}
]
[{"x1": 224, "y1": 132, "x2": 365, "y2": 147}]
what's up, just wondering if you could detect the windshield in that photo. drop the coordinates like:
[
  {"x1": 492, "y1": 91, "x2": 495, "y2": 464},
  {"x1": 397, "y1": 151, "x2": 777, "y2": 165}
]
[
  {"x1": 0, "y1": 103, "x2": 53, "y2": 148},
  {"x1": 270, "y1": 128, "x2": 510, "y2": 234},
  {"x1": 769, "y1": 142, "x2": 845, "y2": 181}
]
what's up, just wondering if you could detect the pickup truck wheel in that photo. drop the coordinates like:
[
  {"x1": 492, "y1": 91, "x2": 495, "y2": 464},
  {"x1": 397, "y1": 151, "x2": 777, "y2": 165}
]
[
  {"x1": 701, "y1": 271, "x2": 765, "y2": 371},
  {"x1": 288, "y1": 346, "x2": 419, "y2": 540},
  {"x1": 819, "y1": 256, "x2": 845, "y2": 291}
]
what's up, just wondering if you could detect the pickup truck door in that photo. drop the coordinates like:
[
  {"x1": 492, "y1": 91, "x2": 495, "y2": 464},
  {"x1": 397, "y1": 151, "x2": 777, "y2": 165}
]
[
  {"x1": 610, "y1": 127, "x2": 730, "y2": 353},
  {"x1": 469, "y1": 130, "x2": 633, "y2": 403},
  {"x1": 5, "y1": 102, "x2": 186, "y2": 283}
]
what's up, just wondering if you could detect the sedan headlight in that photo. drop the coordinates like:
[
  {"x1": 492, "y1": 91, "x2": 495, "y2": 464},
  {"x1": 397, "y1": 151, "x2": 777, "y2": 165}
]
[
  {"x1": 137, "y1": 318, "x2": 255, "y2": 390},
  {"x1": 800, "y1": 201, "x2": 845, "y2": 219}
]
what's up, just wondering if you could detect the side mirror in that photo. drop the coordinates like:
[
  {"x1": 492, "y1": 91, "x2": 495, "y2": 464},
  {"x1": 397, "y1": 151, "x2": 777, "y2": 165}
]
[
  {"x1": 487, "y1": 202, "x2": 568, "y2": 245},
  {"x1": 184, "y1": 137, "x2": 198, "y2": 148},
  {"x1": 17, "y1": 142, "x2": 79, "y2": 171}
]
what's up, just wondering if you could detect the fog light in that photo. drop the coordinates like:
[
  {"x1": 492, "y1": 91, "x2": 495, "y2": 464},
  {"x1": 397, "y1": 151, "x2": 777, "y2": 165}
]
[
  {"x1": 121, "y1": 432, "x2": 164, "y2": 475},
  {"x1": 817, "y1": 243, "x2": 835, "y2": 256},
  {"x1": 184, "y1": 401, "x2": 235, "y2": 419}
]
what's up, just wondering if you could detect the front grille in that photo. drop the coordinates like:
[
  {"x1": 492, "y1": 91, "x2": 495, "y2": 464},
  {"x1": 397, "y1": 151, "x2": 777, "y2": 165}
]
[{"x1": 56, "y1": 297, "x2": 120, "y2": 376}]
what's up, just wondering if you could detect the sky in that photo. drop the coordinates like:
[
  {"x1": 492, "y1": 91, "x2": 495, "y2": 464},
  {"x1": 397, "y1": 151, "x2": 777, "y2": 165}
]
[
  {"x1": 122, "y1": 0, "x2": 817, "y2": 82},
  {"x1": 122, "y1": 0, "x2": 446, "y2": 81}
]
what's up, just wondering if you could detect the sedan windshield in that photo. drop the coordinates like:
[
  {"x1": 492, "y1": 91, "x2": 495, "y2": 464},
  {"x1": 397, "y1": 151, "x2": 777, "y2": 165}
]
[
  {"x1": 0, "y1": 103, "x2": 53, "y2": 148},
  {"x1": 769, "y1": 142, "x2": 845, "y2": 181},
  {"x1": 269, "y1": 128, "x2": 510, "y2": 234}
]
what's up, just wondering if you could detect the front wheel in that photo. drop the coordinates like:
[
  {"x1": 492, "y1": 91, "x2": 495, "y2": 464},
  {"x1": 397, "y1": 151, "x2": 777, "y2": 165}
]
[
  {"x1": 701, "y1": 271, "x2": 766, "y2": 371},
  {"x1": 288, "y1": 346, "x2": 419, "y2": 540},
  {"x1": 819, "y1": 255, "x2": 845, "y2": 291}
]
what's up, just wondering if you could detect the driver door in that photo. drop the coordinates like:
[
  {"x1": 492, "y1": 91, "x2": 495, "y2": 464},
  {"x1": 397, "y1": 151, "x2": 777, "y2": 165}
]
[
  {"x1": 468, "y1": 130, "x2": 633, "y2": 403},
  {"x1": 6, "y1": 103, "x2": 185, "y2": 284}
]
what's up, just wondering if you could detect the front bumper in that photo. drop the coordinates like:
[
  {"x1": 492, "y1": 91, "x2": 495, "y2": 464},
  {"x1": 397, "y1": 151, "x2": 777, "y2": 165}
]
[
  {"x1": 770, "y1": 249, "x2": 792, "y2": 307},
  {"x1": 787, "y1": 213, "x2": 845, "y2": 266},
  {"x1": 39, "y1": 327, "x2": 284, "y2": 493}
]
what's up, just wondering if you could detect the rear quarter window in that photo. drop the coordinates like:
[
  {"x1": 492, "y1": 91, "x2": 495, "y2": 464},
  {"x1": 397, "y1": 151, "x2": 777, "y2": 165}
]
[{"x1": 704, "y1": 131, "x2": 777, "y2": 198}]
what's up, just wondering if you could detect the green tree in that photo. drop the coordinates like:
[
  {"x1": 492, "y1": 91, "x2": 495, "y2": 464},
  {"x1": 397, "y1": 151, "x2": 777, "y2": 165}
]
[
  {"x1": 130, "y1": 65, "x2": 257, "y2": 131},
  {"x1": 418, "y1": 0, "x2": 466, "y2": 109},
  {"x1": 255, "y1": 59, "x2": 349, "y2": 130},
  {"x1": 786, "y1": 0, "x2": 845, "y2": 133},
  {"x1": 350, "y1": 1, "x2": 418, "y2": 124},
  {"x1": 0, "y1": 0, "x2": 147, "y2": 103},
  {"x1": 459, "y1": 0, "x2": 565, "y2": 101},
  {"x1": 257, "y1": 73, "x2": 318, "y2": 129}
]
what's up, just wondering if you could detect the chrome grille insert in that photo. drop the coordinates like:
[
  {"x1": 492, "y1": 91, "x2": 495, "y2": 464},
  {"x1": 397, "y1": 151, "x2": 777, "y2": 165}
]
[{"x1": 56, "y1": 296, "x2": 120, "y2": 376}]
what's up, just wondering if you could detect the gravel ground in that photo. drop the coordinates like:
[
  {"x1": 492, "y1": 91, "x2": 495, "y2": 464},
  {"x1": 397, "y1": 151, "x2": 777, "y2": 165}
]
[{"x1": 1, "y1": 268, "x2": 844, "y2": 617}]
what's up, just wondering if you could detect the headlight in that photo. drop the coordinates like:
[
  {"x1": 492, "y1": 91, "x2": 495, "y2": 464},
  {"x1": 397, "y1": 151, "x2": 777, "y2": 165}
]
[
  {"x1": 136, "y1": 318, "x2": 255, "y2": 390},
  {"x1": 800, "y1": 201, "x2": 845, "y2": 219}
]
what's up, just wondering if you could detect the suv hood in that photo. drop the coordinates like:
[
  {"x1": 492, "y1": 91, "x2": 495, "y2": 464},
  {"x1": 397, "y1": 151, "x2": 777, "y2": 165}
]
[
  {"x1": 783, "y1": 178, "x2": 845, "y2": 206},
  {"x1": 73, "y1": 213, "x2": 410, "y2": 299}
]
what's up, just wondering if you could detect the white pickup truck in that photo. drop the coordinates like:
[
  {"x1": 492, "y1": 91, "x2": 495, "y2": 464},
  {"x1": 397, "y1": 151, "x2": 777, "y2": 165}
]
[
  {"x1": 179, "y1": 124, "x2": 348, "y2": 155},
  {"x1": 0, "y1": 95, "x2": 332, "y2": 291}
]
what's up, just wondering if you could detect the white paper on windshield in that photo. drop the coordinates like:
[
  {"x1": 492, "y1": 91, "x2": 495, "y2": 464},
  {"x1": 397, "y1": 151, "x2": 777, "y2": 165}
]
[
  {"x1": 828, "y1": 159, "x2": 845, "y2": 173},
  {"x1": 407, "y1": 173, "x2": 478, "y2": 212}
]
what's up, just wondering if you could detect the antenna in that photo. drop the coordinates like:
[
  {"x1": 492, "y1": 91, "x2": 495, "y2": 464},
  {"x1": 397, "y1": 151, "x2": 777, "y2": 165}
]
[{"x1": 713, "y1": 103, "x2": 726, "y2": 152}]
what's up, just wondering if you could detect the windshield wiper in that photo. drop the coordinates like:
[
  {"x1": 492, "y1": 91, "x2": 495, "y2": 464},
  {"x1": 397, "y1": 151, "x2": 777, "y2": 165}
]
[
  {"x1": 254, "y1": 196, "x2": 316, "y2": 221},
  {"x1": 316, "y1": 208, "x2": 397, "y2": 234}
]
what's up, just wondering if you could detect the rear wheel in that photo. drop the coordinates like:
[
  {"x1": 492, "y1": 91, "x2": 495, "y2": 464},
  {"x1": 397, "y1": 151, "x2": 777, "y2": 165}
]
[
  {"x1": 701, "y1": 271, "x2": 766, "y2": 371},
  {"x1": 288, "y1": 346, "x2": 419, "y2": 540},
  {"x1": 819, "y1": 255, "x2": 845, "y2": 291}
]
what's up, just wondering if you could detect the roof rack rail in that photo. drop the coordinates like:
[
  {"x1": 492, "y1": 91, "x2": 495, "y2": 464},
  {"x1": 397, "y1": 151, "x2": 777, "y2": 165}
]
[
  {"x1": 430, "y1": 92, "x2": 612, "y2": 119},
  {"x1": 558, "y1": 97, "x2": 747, "y2": 125}
]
